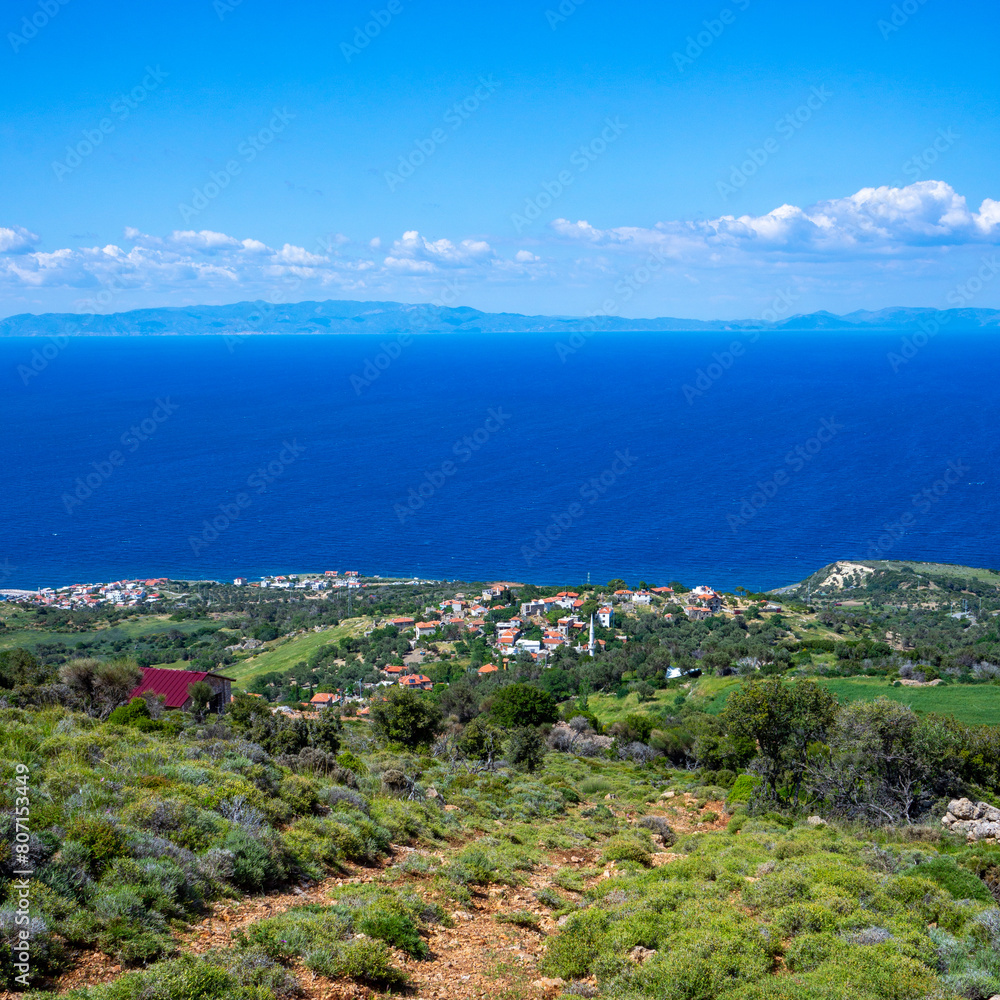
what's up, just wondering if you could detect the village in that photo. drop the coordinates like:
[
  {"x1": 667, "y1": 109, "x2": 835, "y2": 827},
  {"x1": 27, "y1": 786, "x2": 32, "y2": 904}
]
[
  {"x1": 2, "y1": 571, "x2": 785, "y2": 721},
  {"x1": 300, "y1": 581, "x2": 784, "y2": 713}
]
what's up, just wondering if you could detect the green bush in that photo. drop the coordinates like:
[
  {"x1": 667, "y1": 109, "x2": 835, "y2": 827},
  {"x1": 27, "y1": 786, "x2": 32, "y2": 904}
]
[
  {"x1": 107, "y1": 698, "x2": 152, "y2": 728},
  {"x1": 56, "y1": 948, "x2": 300, "y2": 999},
  {"x1": 446, "y1": 841, "x2": 536, "y2": 886},
  {"x1": 726, "y1": 774, "x2": 762, "y2": 808},
  {"x1": 304, "y1": 938, "x2": 409, "y2": 990},
  {"x1": 903, "y1": 856, "x2": 993, "y2": 903},
  {"x1": 488, "y1": 683, "x2": 558, "y2": 728},
  {"x1": 601, "y1": 833, "x2": 654, "y2": 867},
  {"x1": 64, "y1": 817, "x2": 128, "y2": 877},
  {"x1": 241, "y1": 897, "x2": 419, "y2": 987},
  {"x1": 496, "y1": 910, "x2": 541, "y2": 929}
]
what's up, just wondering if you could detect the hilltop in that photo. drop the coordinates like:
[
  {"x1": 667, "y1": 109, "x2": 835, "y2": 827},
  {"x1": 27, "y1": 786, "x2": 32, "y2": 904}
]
[
  {"x1": 2, "y1": 299, "x2": 1000, "y2": 336},
  {"x1": 775, "y1": 559, "x2": 1000, "y2": 607}
]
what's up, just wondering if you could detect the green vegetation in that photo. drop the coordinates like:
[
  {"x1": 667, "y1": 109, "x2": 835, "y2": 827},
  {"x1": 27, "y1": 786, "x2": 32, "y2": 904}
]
[
  {"x1": 542, "y1": 820, "x2": 1000, "y2": 1000},
  {"x1": 3, "y1": 561, "x2": 1000, "y2": 997}
]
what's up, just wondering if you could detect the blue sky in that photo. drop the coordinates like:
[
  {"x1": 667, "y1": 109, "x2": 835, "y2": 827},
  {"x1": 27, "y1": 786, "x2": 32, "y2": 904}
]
[{"x1": 1, "y1": 0, "x2": 998, "y2": 319}]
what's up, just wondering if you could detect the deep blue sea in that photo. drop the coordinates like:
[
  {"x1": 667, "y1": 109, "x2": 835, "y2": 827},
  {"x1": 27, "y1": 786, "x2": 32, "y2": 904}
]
[{"x1": 2, "y1": 330, "x2": 998, "y2": 592}]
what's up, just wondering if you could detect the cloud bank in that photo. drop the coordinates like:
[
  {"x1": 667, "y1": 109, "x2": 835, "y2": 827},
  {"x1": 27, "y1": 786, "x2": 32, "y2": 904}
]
[{"x1": 1, "y1": 182, "x2": 998, "y2": 317}]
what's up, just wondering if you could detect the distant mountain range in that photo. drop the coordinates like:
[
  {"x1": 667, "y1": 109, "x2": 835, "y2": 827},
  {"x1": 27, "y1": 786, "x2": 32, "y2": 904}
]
[{"x1": 2, "y1": 299, "x2": 999, "y2": 336}]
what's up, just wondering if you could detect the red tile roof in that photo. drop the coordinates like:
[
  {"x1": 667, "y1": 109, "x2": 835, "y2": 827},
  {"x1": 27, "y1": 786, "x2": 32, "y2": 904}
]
[{"x1": 399, "y1": 674, "x2": 432, "y2": 686}]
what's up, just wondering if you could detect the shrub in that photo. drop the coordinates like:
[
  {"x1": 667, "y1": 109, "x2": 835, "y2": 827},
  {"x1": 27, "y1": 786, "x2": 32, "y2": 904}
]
[
  {"x1": 446, "y1": 842, "x2": 535, "y2": 887},
  {"x1": 496, "y1": 910, "x2": 541, "y2": 929},
  {"x1": 370, "y1": 687, "x2": 443, "y2": 748},
  {"x1": 507, "y1": 726, "x2": 548, "y2": 773},
  {"x1": 304, "y1": 938, "x2": 409, "y2": 990},
  {"x1": 601, "y1": 833, "x2": 653, "y2": 867},
  {"x1": 637, "y1": 816, "x2": 676, "y2": 846},
  {"x1": 535, "y1": 888, "x2": 566, "y2": 909},
  {"x1": 903, "y1": 856, "x2": 994, "y2": 903},
  {"x1": 242, "y1": 900, "x2": 416, "y2": 987},
  {"x1": 277, "y1": 774, "x2": 319, "y2": 816},
  {"x1": 53, "y1": 949, "x2": 300, "y2": 999},
  {"x1": 726, "y1": 774, "x2": 762, "y2": 808},
  {"x1": 784, "y1": 931, "x2": 835, "y2": 972},
  {"x1": 488, "y1": 684, "x2": 558, "y2": 728},
  {"x1": 107, "y1": 698, "x2": 153, "y2": 728},
  {"x1": 541, "y1": 907, "x2": 610, "y2": 979},
  {"x1": 323, "y1": 786, "x2": 370, "y2": 814},
  {"x1": 223, "y1": 827, "x2": 285, "y2": 892},
  {"x1": 65, "y1": 817, "x2": 128, "y2": 877}
]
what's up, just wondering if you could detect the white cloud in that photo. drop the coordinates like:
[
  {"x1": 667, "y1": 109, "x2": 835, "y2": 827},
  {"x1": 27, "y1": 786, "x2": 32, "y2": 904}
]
[
  {"x1": 0, "y1": 225, "x2": 39, "y2": 254},
  {"x1": 385, "y1": 230, "x2": 495, "y2": 270},
  {"x1": 551, "y1": 181, "x2": 1000, "y2": 259},
  {"x1": 2, "y1": 182, "x2": 999, "y2": 317}
]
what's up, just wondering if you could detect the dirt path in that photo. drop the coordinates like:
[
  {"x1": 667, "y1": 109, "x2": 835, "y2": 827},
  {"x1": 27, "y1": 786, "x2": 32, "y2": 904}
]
[{"x1": 14, "y1": 795, "x2": 726, "y2": 1000}]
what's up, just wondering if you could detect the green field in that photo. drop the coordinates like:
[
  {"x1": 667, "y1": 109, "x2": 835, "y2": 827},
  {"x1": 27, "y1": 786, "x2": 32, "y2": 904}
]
[
  {"x1": 223, "y1": 618, "x2": 373, "y2": 685},
  {"x1": 690, "y1": 675, "x2": 1000, "y2": 726},
  {"x1": 0, "y1": 614, "x2": 221, "y2": 651},
  {"x1": 816, "y1": 677, "x2": 1000, "y2": 726},
  {"x1": 586, "y1": 674, "x2": 1000, "y2": 729}
]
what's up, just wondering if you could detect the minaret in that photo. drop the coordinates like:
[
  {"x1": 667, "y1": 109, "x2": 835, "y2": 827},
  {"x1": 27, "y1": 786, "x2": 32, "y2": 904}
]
[{"x1": 589, "y1": 614, "x2": 595, "y2": 656}]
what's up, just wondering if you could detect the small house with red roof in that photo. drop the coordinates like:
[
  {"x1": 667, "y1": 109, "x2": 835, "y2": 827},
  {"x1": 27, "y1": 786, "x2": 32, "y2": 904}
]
[
  {"x1": 130, "y1": 666, "x2": 233, "y2": 714},
  {"x1": 310, "y1": 692, "x2": 340, "y2": 708},
  {"x1": 399, "y1": 674, "x2": 433, "y2": 690}
]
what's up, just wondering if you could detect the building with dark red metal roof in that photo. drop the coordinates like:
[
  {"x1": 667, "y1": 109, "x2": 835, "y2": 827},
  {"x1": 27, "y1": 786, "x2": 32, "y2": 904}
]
[{"x1": 129, "y1": 667, "x2": 233, "y2": 713}]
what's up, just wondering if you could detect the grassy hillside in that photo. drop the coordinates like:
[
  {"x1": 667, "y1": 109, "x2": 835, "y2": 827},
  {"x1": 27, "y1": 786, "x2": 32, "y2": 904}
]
[
  {"x1": 221, "y1": 618, "x2": 374, "y2": 685},
  {"x1": 4, "y1": 703, "x2": 1000, "y2": 1000}
]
